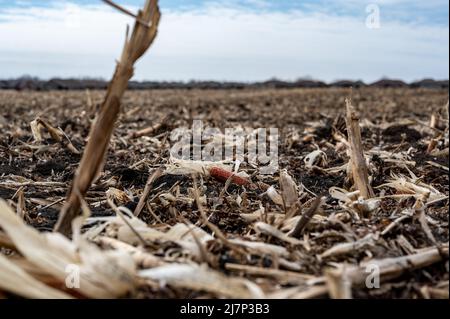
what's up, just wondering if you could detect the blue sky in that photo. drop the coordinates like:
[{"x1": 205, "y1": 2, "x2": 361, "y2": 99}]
[
  {"x1": 1, "y1": 0, "x2": 448, "y2": 24},
  {"x1": 0, "y1": 0, "x2": 448, "y2": 82}
]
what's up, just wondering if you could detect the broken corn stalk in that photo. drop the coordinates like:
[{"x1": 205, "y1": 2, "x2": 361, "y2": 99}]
[{"x1": 55, "y1": 0, "x2": 161, "y2": 236}]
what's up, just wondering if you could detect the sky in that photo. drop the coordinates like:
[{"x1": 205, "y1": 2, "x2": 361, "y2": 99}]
[{"x1": 0, "y1": 0, "x2": 448, "y2": 82}]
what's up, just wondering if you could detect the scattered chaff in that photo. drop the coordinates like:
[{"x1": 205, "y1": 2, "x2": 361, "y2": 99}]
[
  {"x1": 304, "y1": 149, "x2": 327, "y2": 168},
  {"x1": 264, "y1": 186, "x2": 284, "y2": 206},
  {"x1": 379, "y1": 173, "x2": 446, "y2": 203},
  {"x1": 225, "y1": 263, "x2": 319, "y2": 284},
  {"x1": 413, "y1": 197, "x2": 437, "y2": 245},
  {"x1": 139, "y1": 263, "x2": 264, "y2": 299},
  {"x1": 95, "y1": 236, "x2": 165, "y2": 268},
  {"x1": 0, "y1": 83, "x2": 447, "y2": 299},
  {"x1": 134, "y1": 167, "x2": 164, "y2": 216},
  {"x1": 14, "y1": 186, "x2": 26, "y2": 219},
  {"x1": 279, "y1": 169, "x2": 300, "y2": 214},
  {"x1": 0, "y1": 253, "x2": 72, "y2": 299},
  {"x1": 325, "y1": 245, "x2": 448, "y2": 298},
  {"x1": 289, "y1": 195, "x2": 324, "y2": 238},
  {"x1": 254, "y1": 222, "x2": 304, "y2": 246},
  {"x1": 381, "y1": 211, "x2": 413, "y2": 236},
  {"x1": 320, "y1": 233, "x2": 379, "y2": 258},
  {"x1": 0, "y1": 200, "x2": 137, "y2": 298},
  {"x1": 329, "y1": 187, "x2": 379, "y2": 216},
  {"x1": 131, "y1": 115, "x2": 169, "y2": 138},
  {"x1": 30, "y1": 117, "x2": 79, "y2": 154}
]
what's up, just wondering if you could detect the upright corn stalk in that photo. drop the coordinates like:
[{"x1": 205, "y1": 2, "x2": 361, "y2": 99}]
[
  {"x1": 55, "y1": 0, "x2": 161, "y2": 236},
  {"x1": 345, "y1": 98, "x2": 374, "y2": 201}
]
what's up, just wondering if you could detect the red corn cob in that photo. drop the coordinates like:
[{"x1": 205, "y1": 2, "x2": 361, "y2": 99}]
[{"x1": 209, "y1": 167, "x2": 250, "y2": 186}]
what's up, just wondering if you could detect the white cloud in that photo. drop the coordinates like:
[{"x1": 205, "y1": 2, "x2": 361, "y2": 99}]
[{"x1": 0, "y1": 1, "x2": 448, "y2": 81}]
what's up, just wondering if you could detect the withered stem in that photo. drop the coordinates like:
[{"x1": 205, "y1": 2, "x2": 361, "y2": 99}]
[{"x1": 55, "y1": 0, "x2": 161, "y2": 236}]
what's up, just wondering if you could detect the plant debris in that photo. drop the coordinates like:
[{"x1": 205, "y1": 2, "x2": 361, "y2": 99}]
[
  {"x1": 0, "y1": 0, "x2": 448, "y2": 299},
  {"x1": 1, "y1": 86, "x2": 448, "y2": 299}
]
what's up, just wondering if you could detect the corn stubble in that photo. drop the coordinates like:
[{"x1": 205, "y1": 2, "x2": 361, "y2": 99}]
[
  {"x1": 55, "y1": 0, "x2": 161, "y2": 235},
  {"x1": 0, "y1": 87, "x2": 448, "y2": 299},
  {"x1": 0, "y1": 0, "x2": 448, "y2": 300}
]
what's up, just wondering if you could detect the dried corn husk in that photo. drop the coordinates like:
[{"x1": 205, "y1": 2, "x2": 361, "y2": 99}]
[
  {"x1": 0, "y1": 200, "x2": 136, "y2": 299},
  {"x1": 0, "y1": 254, "x2": 72, "y2": 299},
  {"x1": 139, "y1": 263, "x2": 264, "y2": 298}
]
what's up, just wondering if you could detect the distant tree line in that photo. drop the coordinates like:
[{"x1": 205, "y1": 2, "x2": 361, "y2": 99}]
[{"x1": 0, "y1": 76, "x2": 447, "y2": 91}]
